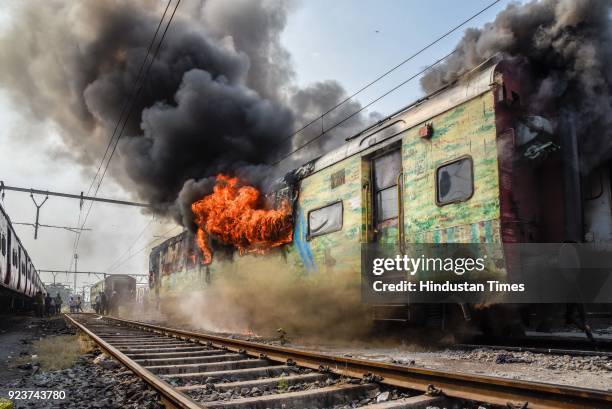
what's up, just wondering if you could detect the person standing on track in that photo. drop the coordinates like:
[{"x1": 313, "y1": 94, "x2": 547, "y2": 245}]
[
  {"x1": 55, "y1": 294, "x2": 62, "y2": 314},
  {"x1": 109, "y1": 291, "x2": 118, "y2": 316},
  {"x1": 33, "y1": 291, "x2": 44, "y2": 317},
  {"x1": 100, "y1": 292, "x2": 108, "y2": 315},
  {"x1": 94, "y1": 294, "x2": 101, "y2": 314},
  {"x1": 44, "y1": 293, "x2": 52, "y2": 317},
  {"x1": 49, "y1": 296, "x2": 56, "y2": 315}
]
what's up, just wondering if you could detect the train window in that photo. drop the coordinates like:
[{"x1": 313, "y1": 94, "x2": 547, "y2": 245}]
[
  {"x1": 372, "y1": 150, "x2": 402, "y2": 223},
  {"x1": 1, "y1": 234, "x2": 5, "y2": 256},
  {"x1": 308, "y1": 201, "x2": 343, "y2": 238},
  {"x1": 436, "y1": 156, "x2": 474, "y2": 205},
  {"x1": 374, "y1": 151, "x2": 401, "y2": 191},
  {"x1": 376, "y1": 186, "x2": 399, "y2": 222}
]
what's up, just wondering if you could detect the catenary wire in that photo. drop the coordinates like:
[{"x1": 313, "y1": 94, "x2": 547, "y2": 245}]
[
  {"x1": 108, "y1": 225, "x2": 182, "y2": 273},
  {"x1": 272, "y1": 0, "x2": 501, "y2": 149},
  {"x1": 104, "y1": 217, "x2": 156, "y2": 273},
  {"x1": 270, "y1": 48, "x2": 457, "y2": 165},
  {"x1": 69, "y1": 0, "x2": 180, "y2": 270}
]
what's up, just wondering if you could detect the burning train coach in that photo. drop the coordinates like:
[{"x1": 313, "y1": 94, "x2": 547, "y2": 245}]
[{"x1": 149, "y1": 58, "x2": 612, "y2": 333}]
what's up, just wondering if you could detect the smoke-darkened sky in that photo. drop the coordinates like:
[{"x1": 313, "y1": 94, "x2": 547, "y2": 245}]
[{"x1": 0, "y1": 0, "x2": 511, "y2": 292}]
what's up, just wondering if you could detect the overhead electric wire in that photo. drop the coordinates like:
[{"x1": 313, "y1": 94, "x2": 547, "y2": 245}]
[
  {"x1": 72, "y1": 0, "x2": 171, "y2": 244},
  {"x1": 13, "y1": 222, "x2": 92, "y2": 233},
  {"x1": 0, "y1": 183, "x2": 150, "y2": 207},
  {"x1": 273, "y1": 0, "x2": 501, "y2": 149},
  {"x1": 85, "y1": 0, "x2": 181, "y2": 213},
  {"x1": 70, "y1": 0, "x2": 499, "y2": 270},
  {"x1": 107, "y1": 225, "x2": 182, "y2": 273},
  {"x1": 98, "y1": 0, "x2": 182, "y2": 188},
  {"x1": 69, "y1": 0, "x2": 172, "y2": 269},
  {"x1": 270, "y1": 48, "x2": 457, "y2": 166},
  {"x1": 84, "y1": 0, "x2": 173, "y2": 199},
  {"x1": 77, "y1": 0, "x2": 181, "y2": 241},
  {"x1": 68, "y1": 0, "x2": 180, "y2": 271},
  {"x1": 104, "y1": 217, "x2": 155, "y2": 273}
]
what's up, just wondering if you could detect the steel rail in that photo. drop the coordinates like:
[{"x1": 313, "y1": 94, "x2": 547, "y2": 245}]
[
  {"x1": 96, "y1": 315, "x2": 612, "y2": 409},
  {"x1": 463, "y1": 333, "x2": 612, "y2": 352},
  {"x1": 452, "y1": 343, "x2": 612, "y2": 358},
  {"x1": 63, "y1": 314, "x2": 202, "y2": 409}
]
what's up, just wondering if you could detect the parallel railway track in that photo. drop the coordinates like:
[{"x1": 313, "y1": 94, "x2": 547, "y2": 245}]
[
  {"x1": 64, "y1": 314, "x2": 612, "y2": 409},
  {"x1": 453, "y1": 334, "x2": 612, "y2": 357},
  {"x1": 451, "y1": 343, "x2": 612, "y2": 358}
]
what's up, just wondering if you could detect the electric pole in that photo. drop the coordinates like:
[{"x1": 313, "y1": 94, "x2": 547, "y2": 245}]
[{"x1": 73, "y1": 253, "x2": 78, "y2": 292}]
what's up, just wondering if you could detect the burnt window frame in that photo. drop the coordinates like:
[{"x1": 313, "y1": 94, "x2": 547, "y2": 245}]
[
  {"x1": 435, "y1": 155, "x2": 475, "y2": 206},
  {"x1": 307, "y1": 200, "x2": 344, "y2": 240}
]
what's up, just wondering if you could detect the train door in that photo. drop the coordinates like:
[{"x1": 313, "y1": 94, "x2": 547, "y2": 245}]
[
  {"x1": 368, "y1": 147, "x2": 410, "y2": 324},
  {"x1": 24, "y1": 262, "x2": 29, "y2": 295},
  {"x1": 16, "y1": 246, "x2": 22, "y2": 292},
  {"x1": 0, "y1": 215, "x2": 7, "y2": 287},
  {"x1": 370, "y1": 148, "x2": 403, "y2": 247},
  {"x1": 583, "y1": 162, "x2": 612, "y2": 244},
  {"x1": 4, "y1": 228, "x2": 11, "y2": 287},
  {"x1": 23, "y1": 257, "x2": 28, "y2": 294},
  {"x1": 27, "y1": 262, "x2": 32, "y2": 296},
  {"x1": 22, "y1": 253, "x2": 27, "y2": 293}
]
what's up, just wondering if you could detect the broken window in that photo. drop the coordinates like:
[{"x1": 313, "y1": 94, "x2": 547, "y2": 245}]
[
  {"x1": 436, "y1": 157, "x2": 473, "y2": 205},
  {"x1": 308, "y1": 201, "x2": 343, "y2": 238}
]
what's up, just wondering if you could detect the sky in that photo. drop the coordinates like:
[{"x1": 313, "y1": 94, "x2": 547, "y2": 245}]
[{"x1": 0, "y1": 0, "x2": 512, "y2": 294}]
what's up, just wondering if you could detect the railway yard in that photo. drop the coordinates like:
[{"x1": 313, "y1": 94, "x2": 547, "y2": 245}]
[
  {"x1": 3, "y1": 0, "x2": 612, "y2": 408},
  {"x1": 0, "y1": 312, "x2": 610, "y2": 409}
]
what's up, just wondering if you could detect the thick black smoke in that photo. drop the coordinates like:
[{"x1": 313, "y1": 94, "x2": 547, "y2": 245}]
[
  {"x1": 0, "y1": 0, "x2": 371, "y2": 227},
  {"x1": 421, "y1": 0, "x2": 612, "y2": 170}
]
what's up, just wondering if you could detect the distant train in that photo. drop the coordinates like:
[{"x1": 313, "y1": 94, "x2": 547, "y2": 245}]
[
  {"x1": 150, "y1": 57, "x2": 612, "y2": 335},
  {"x1": 90, "y1": 274, "x2": 136, "y2": 314},
  {"x1": 0, "y1": 204, "x2": 44, "y2": 312}
]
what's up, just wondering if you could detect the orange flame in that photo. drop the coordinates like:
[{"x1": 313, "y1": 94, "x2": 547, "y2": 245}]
[{"x1": 191, "y1": 174, "x2": 293, "y2": 264}]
